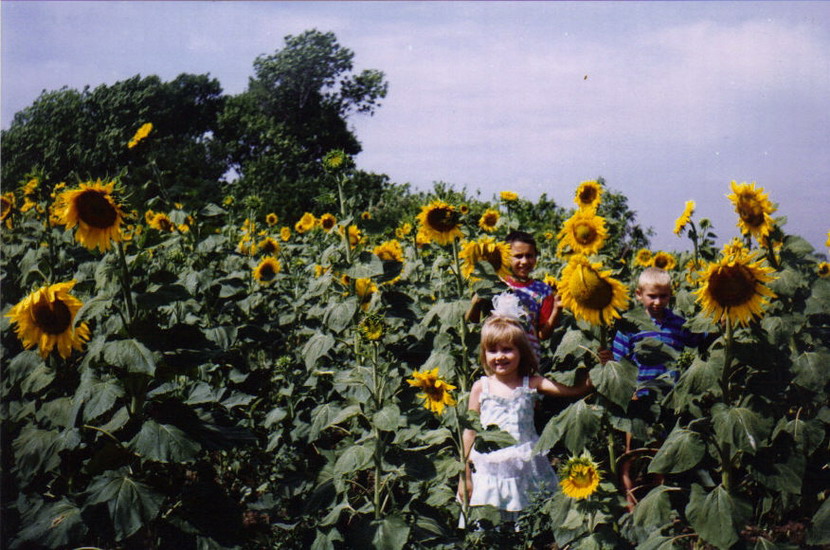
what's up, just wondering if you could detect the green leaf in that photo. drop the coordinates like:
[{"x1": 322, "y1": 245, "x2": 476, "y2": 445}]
[
  {"x1": 324, "y1": 299, "x2": 357, "y2": 334},
  {"x1": 349, "y1": 515, "x2": 411, "y2": 550},
  {"x1": 12, "y1": 426, "x2": 61, "y2": 480},
  {"x1": 5, "y1": 350, "x2": 44, "y2": 388},
  {"x1": 16, "y1": 498, "x2": 86, "y2": 548},
  {"x1": 20, "y1": 362, "x2": 55, "y2": 394},
  {"x1": 712, "y1": 404, "x2": 770, "y2": 455},
  {"x1": 128, "y1": 419, "x2": 201, "y2": 463},
  {"x1": 343, "y1": 252, "x2": 385, "y2": 278},
  {"x1": 792, "y1": 351, "x2": 830, "y2": 392},
  {"x1": 327, "y1": 404, "x2": 362, "y2": 428},
  {"x1": 672, "y1": 352, "x2": 723, "y2": 407},
  {"x1": 73, "y1": 370, "x2": 124, "y2": 422},
  {"x1": 85, "y1": 470, "x2": 164, "y2": 541},
  {"x1": 649, "y1": 426, "x2": 706, "y2": 474},
  {"x1": 302, "y1": 333, "x2": 335, "y2": 370},
  {"x1": 202, "y1": 325, "x2": 237, "y2": 350},
  {"x1": 638, "y1": 531, "x2": 682, "y2": 550},
  {"x1": 589, "y1": 358, "x2": 637, "y2": 409},
  {"x1": 535, "y1": 400, "x2": 602, "y2": 455},
  {"x1": 685, "y1": 484, "x2": 739, "y2": 549},
  {"x1": 334, "y1": 443, "x2": 373, "y2": 475},
  {"x1": 807, "y1": 496, "x2": 830, "y2": 545},
  {"x1": 103, "y1": 339, "x2": 156, "y2": 375},
  {"x1": 632, "y1": 486, "x2": 674, "y2": 528},
  {"x1": 373, "y1": 404, "x2": 401, "y2": 431}
]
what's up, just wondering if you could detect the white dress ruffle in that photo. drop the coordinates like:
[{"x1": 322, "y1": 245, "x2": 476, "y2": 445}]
[{"x1": 469, "y1": 377, "x2": 559, "y2": 512}]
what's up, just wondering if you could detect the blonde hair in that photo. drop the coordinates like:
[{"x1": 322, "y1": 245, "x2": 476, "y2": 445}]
[
  {"x1": 638, "y1": 267, "x2": 672, "y2": 289},
  {"x1": 479, "y1": 315, "x2": 538, "y2": 376}
]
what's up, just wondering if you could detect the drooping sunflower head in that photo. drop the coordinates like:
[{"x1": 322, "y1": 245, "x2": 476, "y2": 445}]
[
  {"x1": 478, "y1": 208, "x2": 500, "y2": 233},
  {"x1": 651, "y1": 251, "x2": 677, "y2": 271},
  {"x1": 556, "y1": 210, "x2": 608, "y2": 257},
  {"x1": 374, "y1": 239, "x2": 404, "y2": 263},
  {"x1": 559, "y1": 255, "x2": 629, "y2": 326},
  {"x1": 322, "y1": 149, "x2": 353, "y2": 172},
  {"x1": 253, "y1": 257, "x2": 281, "y2": 284},
  {"x1": 415, "y1": 200, "x2": 464, "y2": 246},
  {"x1": 54, "y1": 180, "x2": 126, "y2": 252},
  {"x1": 127, "y1": 122, "x2": 153, "y2": 149},
  {"x1": 265, "y1": 213, "x2": 278, "y2": 227},
  {"x1": 634, "y1": 248, "x2": 653, "y2": 267},
  {"x1": 5, "y1": 280, "x2": 91, "y2": 359},
  {"x1": 673, "y1": 200, "x2": 696, "y2": 235},
  {"x1": 1, "y1": 192, "x2": 15, "y2": 228},
  {"x1": 406, "y1": 368, "x2": 457, "y2": 415},
  {"x1": 319, "y1": 213, "x2": 337, "y2": 232},
  {"x1": 694, "y1": 250, "x2": 777, "y2": 326},
  {"x1": 294, "y1": 212, "x2": 317, "y2": 234},
  {"x1": 817, "y1": 262, "x2": 830, "y2": 278},
  {"x1": 559, "y1": 453, "x2": 602, "y2": 499},
  {"x1": 574, "y1": 180, "x2": 603, "y2": 210},
  {"x1": 280, "y1": 227, "x2": 291, "y2": 241},
  {"x1": 727, "y1": 180, "x2": 776, "y2": 241},
  {"x1": 358, "y1": 314, "x2": 386, "y2": 341},
  {"x1": 500, "y1": 191, "x2": 519, "y2": 202},
  {"x1": 258, "y1": 237, "x2": 280, "y2": 256}
]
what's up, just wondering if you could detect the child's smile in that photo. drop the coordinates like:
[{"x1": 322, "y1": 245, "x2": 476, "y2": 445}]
[{"x1": 485, "y1": 343, "x2": 520, "y2": 378}]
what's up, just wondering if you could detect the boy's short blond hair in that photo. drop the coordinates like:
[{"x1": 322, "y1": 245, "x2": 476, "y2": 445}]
[
  {"x1": 638, "y1": 267, "x2": 672, "y2": 289},
  {"x1": 479, "y1": 316, "x2": 538, "y2": 376}
]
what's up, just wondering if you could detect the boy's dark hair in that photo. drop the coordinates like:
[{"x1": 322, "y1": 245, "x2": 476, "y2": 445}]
[{"x1": 504, "y1": 230, "x2": 537, "y2": 253}]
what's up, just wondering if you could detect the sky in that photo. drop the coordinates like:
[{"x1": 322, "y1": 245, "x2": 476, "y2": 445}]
[{"x1": 2, "y1": 1, "x2": 829, "y2": 253}]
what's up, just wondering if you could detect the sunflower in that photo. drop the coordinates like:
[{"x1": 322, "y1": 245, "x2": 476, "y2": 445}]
[
  {"x1": 651, "y1": 251, "x2": 677, "y2": 271},
  {"x1": 542, "y1": 274, "x2": 558, "y2": 291},
  {"x1": 322, "y1": 149, "x2": 352, "y2": 172},
  {"x1": 673, "y1": 200, "x2": 695, "y2": 235},
  {"x1": 54, "y1": 180, "x2": 126, "y2": 252},
  {"x1": 280, "y1": 227, "x2": 291, "y2": 241},
  {"x1": 721, "y1": 238, "x2": 748, "y2": 261},
  {"x1": 237, "y1": 237, "x2": 258, "y2": 256},
  {"x1": 358, "y1": 314, "x2": 385, "y2": 341},
  {"x1": 319, "y1": 213, "x2": 337, "y2": 232},
  {"x1": 374, "y1": 239, "x2": 404, "y2": 263},
  {"x1": 459, "y1": 237, "x2": 512, "y2": 280},
  {"x1": 634, "y1": 248, "x2": 653, "y2": 267},
  {"x1": 574, "y1": 180, "x2": 603, "y2": 211},
  {"x1": 295, "y1": 212, "x2": 317, "y2": 234},
  {"x1": 1, "y1": 192, "x2": 15, "y2": 228},
  {"x1": 22, "y1": 177, "x2": 39, "y2": 196},
  {"x1": 478, "y1": 209, "x2": 500, "y2": 233},
  {"x1": 361, "y1": 211, "x2": 372, "y2": 220},
  {"x1": 149, "y1": 212, "x2": 175, "y2": 232},
  {"x1": 395, "y1": 222, "x2": 413, "y2": 239},
  {"x1": 338, "y1": 225, "x2": 362, "y2": 249},
  {"x1": 265, "y1": 213, "x2": 278, "y2": 226},
  {"x1": 407, "y1": 368, "x2": 457, "y2": 415},
  {"x1": 355, "y1": 278, "x2": 377, "y2": 311},
  {"x1": 258, "y1": 237, "x2": 280, "y2": 256},
  {"x1": 415, "y1": 200, "x2": 463, "y2": 246},
  {"x1": 313, "y1": 264, "x2": 329, "y2": 278},
  {"x1": 253, "y1": 257, "x2": 281, "y2": 284},
  {"x1": 556, "y1": 210, "x2": 608, "y2": 257},
  {"x1": 500, "y1": 191, "x2": 519, "y2": 202},
  {"x1": 727, "y1": 180, "x2": 776, "y2": 241},
  {"x1": 559, "y1": 255, "x2": 628, "y2": 326},
  {"x1": 826, "y1": 230, "x2": 830, "y2": 249},
  {"x1": 6, "y1": 280, "x2": 91, "y2": 359},
  {"x1": 816, "y1": 262, "x2": 830, "y2": 278},
  {"x1": 128, "y1": 122, "x2": 153, "y2": 149},
  {"x1": 559, "y1": 453, "x2": 601, "y2": 499},
  {"x1": 694, "y1": 251, "x2": 777, "y2": 326}
]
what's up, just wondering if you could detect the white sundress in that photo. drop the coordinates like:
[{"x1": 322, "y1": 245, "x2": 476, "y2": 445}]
[{"x1": 469, "y1": 376, "x2": 559, "y2": 512}]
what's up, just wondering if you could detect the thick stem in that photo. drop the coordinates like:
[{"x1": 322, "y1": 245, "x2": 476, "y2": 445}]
[
  {"x1": 116, "y1": 241, "x2": 134, "y2": 325},
  {"x1": 336, "y1": 176, "x2": 352, "y2": 265},
  {"x1": 453, "y1": 408, "x2": 470, "y2": 527},
  {"x1": 371, "y1": 341, "x2": 384, "y2": 519},
  {"x1": 451, "y1": 238, "x2": 470, "y2": 393},
  {"x1": 721, "y1": 317, "x2": 734, "y2": 405}
]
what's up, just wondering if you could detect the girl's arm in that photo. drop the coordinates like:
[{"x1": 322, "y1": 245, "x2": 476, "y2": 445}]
[
  {"x1": 531, "y1": 373, "x2": 593, "y2": 398},
  {"x1": 458, "y1": 379, "x2": 483, "y2": 502}
]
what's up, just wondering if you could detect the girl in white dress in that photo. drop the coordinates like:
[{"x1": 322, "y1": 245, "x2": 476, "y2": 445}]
[{"x1": 458, "y1": 314, "x2": 593, "y2": 522}]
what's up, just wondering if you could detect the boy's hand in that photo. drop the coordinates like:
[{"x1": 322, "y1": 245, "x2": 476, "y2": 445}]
[{"x1": 598, "y1": 348, "x2": 613, "y2": 365}]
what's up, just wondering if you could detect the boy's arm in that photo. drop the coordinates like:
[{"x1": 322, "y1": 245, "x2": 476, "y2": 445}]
[{"x1": 538, "y1": 293, "x2": 562, "y2": 341}]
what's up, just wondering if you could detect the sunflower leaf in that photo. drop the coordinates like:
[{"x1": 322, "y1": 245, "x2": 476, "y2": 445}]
[
  {"x1": 686, "y1": 484, "x2": 747, "y2": 550},
  {"x1": 631, "y1": 486, "x2": 674, "y2": 529},
  {"x1": 84, "y1": 469, "x2": 164, "y2": 541},
  {"x1": 535, "y1": 400, "x2": 601, "y2": 455},
  {"x1": 128, "y1": 419, "x2": 201, "y2": 463},
  {"x1": 102, "y1": 338, "x2": 156, "y2": 375},
  {"x1": 712, "y1": 404, "x2": 772, "y2": 456},
  {"x1": 589, "y1": 358, "x2": 637, "y2": 409},
  {"x1": 649, "y1": 425, "x2": 705, "y2": 474}
]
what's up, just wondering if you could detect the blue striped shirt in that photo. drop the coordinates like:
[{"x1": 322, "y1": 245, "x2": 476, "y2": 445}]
[{"x1": 611, "y1": 309, "x2": 703, "y2": 397}]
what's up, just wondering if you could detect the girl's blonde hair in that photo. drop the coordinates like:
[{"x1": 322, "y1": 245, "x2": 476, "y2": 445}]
[{"x1": 479, "y1": 315, "x2": 538, "y2": 376}]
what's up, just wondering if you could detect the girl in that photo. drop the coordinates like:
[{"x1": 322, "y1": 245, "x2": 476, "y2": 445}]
[{"x1": 458, "y1": 314, "x2": 592, "y2": 521}]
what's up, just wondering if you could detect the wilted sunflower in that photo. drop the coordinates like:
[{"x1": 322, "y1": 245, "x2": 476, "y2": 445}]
[
  {"x1": 295, "y1": 212, "x2": 317, "y2": 234},
  {"x1": 253, "y1": 257, "x2": 281, "y2": 284},
  {"x1": 407, "y1": 368, "x2": 457, "y2": 415},
  {"x1": 574, "y1": 180, "x2": 603, "y2": 211},
  {"x1": 149, "y1": 212, "x2": 176, "y2": 232},
  {"x1": 258, "y1": 237, "x2": 280, "y2": 256},
  {"x1": 374, "y1": 239, "x2": 404, "y2": 263},
  {"x1": 128, "y1": 122, "x2": 153, "y2": 149},
  {"x1": 280, "y1": 227, "x2": 291, "y2": 241},
  {"x1": 559, "y1": 453, "x2": 601, "y2": 499},
  {"x1": 319, "y1": 213, "x2": 337, "y2": 232},
  {"x1": 673, "y1": 200, "x2": 696, "y2": 235},
  {"x1": 651, "y1": 251, "x2": 677, "y2": 271},
  {"x1": 817, "y1": 262, "x2": 830, "y2": 278},
  {"x1": 6, "y1": 280, "x2": 91, "y2": 359},
  {"x1": 500, "y1": 191, "x2": 519, "y2": 202},
  {"x1": 54, "y1": 180, "x2": 126, "y2": 252},
  {"x1": 415, "y1": 200, "x2": 463, "y2": 246},
  {"x1": 265, "y1": 213, "x2": 278, "y2": 226},
  {"x1": 559, "y1": 255, "x2": 628, "y2": 326},
  {"x1": 459, "y1": 237, "x2": 512, "y2": 280},
  {"x1": 358, "y1": 315, "x2": 386, "y2": 341},
  {"x1": 478, "y1": 209, "x2": 500, "y2": 233},
  {"x1": 694, "y1": 251, "x2": 777, "y2": 326},
  {"x1": 1, "y1": 192, "x2": 15, "y2": 228},
  {"x1": 727, "y1": 180, "x2": 776, "y2": 241},
  {"x1": 634, "y1": 248, "x2": 653, "y2": 267},
  {"x1": 556, "y1": 210, "x2": 608, "y2": 257}
]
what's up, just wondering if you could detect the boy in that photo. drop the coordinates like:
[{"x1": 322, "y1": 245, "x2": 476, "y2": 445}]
[
  {"x1": 468, "y1": 231, "x2": 562, "y2": 361},
  {"x1": 599, "y1": 266, "x2": 705, "y2": 510}
]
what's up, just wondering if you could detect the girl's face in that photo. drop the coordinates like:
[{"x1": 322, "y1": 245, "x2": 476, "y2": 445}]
[{"x1": 484, "y1": 340, "x2": 521, "y2": 378}]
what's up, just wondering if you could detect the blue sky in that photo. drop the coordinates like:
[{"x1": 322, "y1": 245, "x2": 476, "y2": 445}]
[{"x1": 3, "y1": 1, "x2": 829, "y2": 253}]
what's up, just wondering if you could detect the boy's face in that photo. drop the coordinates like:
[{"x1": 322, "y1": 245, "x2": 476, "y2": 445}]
[
  {"x1": 636, "y1": 283, "x2": 672, "y2": 320},
  {"x1": 509, "y1": 241, "x2": 537, "y2": 281}
]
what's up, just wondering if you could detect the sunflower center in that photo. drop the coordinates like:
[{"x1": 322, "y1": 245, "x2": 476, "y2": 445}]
[
  {"x1": 570, "y1": 466, "x2": 594, "y2": 487},
  {"x1": 574, "y1": 222, "x2": 597, "y2": 244},
  {"x1": 423, "y1": 383, "x2": 444, "y2": 401},
  {"x1": 572, "y1": 265, "x2": 613, "y2": 310},
  {"x1": 259, "y1": 264, "x2": 276, "y2": 280},
  {"x1": 261, "y1": 241, "x2": 278, "y2": 254},
  {"x1": 426, "y1": 207, "x2": 459, "y2": 232},
  {"x1": 578, "y1": 188, "x2": 597, "y2": 205},
  {"x1": 33, "y1": 298, "x2": 72, "y2": 335},
  {"x1": 1, "y1": 197, "x2": 12, "y2": 217},
  {"x1": 654, "y1": 256, "x2": 669, "y2": 269},
  {"x1": 76, "y1": 190, "x2": 118, "y2": 229},
  {"x1": 737, "y1": 198, "x2": 765, "y2": 228},
  {"x1": 483, "y1": 213, "x2": 498, "y2": 226},
  {"x1": 708, "y1": 264, "x2": 756, "y2": 307}
]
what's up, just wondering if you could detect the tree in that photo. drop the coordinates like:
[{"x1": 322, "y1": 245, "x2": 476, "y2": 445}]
[
  {"x1": 1, "y1": 74, "x2": 227, "y2": 205},
  {"x1": 218, "y1": 29, "x2": 389, "y2": 222}
]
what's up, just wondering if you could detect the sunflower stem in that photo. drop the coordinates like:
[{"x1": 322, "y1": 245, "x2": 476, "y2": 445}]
[
  {"x1": 115, "y1": 241, "x2": 134, "y2": 326},
  {"x1": 722, "y1": 317, "x2": 734, "y2": 405},
  {"x1": 336, "y1": 174, "x2": 353, "y2": 265},
  {"x1": 452, "y1": 407, "x2": 471, "y2": 527},
  {"x1": 370, "y1": 340, "x2": 385, "y2": 519},
  {"x1": 451, "y1": 238, "x2": 471, "y2": 393}
]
